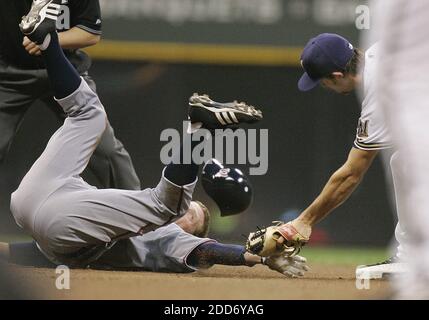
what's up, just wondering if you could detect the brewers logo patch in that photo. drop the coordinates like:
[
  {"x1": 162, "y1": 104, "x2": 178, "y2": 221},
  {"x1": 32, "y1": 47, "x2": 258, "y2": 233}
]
[{"x1": 356, "y1": 119, "x2": 369, "y2": 140}]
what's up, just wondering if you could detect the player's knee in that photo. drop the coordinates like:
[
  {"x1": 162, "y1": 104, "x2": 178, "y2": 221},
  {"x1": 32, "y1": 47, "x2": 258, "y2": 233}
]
[
  {"x1": 10, "y1": 187, "x2": 32, "y2": 227},
  {"x1": 10, "y1": 190, "x2": 20, "y2": 215},
  {"x1": 10, "y1": 186, "x2": 28, "y2": 211}
]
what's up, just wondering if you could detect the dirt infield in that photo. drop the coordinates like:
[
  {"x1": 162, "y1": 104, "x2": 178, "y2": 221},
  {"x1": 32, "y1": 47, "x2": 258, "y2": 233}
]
[{"x1": 7, "y1": 263, "x2": 390, "y2": 300}]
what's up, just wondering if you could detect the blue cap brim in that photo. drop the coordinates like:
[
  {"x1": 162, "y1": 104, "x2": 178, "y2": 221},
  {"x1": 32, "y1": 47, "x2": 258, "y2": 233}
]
[{"x1": 298, "y1": 72, "x2": 320, "y2": 92}]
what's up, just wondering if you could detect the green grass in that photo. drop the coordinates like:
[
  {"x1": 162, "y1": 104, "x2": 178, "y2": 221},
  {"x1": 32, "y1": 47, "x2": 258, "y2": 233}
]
[
  {"x1": 303, "y1": 246, "x2": 389, "y2": 266},
  {"x1": 0, "y1": 234, "x2": 32, "y2": 242}
]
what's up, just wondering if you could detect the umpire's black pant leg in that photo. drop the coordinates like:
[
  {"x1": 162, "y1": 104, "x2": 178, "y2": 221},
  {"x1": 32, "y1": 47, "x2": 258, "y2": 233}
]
[{"x1": 0, "y1": 65, "x2": 41, "y2": 163}]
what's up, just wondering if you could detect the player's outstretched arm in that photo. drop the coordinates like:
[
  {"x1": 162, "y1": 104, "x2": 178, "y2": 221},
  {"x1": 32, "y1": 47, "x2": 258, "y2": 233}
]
[
  {"x1": 297, "y1": 147, "x2": 378, "y2": 226},
  {"x1": 277, "y1": 147, "x2": 378, "y2": 247},
  {"x1": 246, "y1": 147, "x2": 378, "y2": 258},
  {"x1": 187, "y1": 242, "x2": 308, "y2": 277}
]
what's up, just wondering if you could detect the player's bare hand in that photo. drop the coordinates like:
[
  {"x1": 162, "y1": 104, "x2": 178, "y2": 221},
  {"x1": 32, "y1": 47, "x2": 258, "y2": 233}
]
[
  {"x1": 23, "y1": 36, "x2": 42, "y2": 56},
  {"x1": 263, "y1": 254, "x2": 309, "y2": 278}
]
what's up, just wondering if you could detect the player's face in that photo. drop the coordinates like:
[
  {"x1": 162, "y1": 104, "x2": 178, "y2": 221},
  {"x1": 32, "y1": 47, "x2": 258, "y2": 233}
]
[
  {"x1": 188, "y1": 202, "x2": 205, "y2": 234},
  {"x1": 176, "y1": 202, "x2": 206, "y2": 235},
  {"x1": 320, "y1": 73, "x2": 355, "y2": 95}
]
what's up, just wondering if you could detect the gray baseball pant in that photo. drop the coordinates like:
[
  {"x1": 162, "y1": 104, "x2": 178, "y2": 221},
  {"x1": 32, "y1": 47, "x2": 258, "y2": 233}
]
[{"x1": 10, "y1": 79, "x2": 196, "y2": 266}]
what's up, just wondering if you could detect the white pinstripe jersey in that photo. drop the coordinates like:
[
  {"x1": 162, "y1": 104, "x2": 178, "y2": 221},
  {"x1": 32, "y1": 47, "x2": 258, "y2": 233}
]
[{"x1": 354, "y1": 43, "x2": 392, "y2": 150}]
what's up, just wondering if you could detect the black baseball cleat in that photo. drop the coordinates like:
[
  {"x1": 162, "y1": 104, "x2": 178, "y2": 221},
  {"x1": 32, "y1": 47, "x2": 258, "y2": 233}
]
[
  {"x1": 188, "y1": 93, "x2": 263, "y2": 130},
  {"x1": 19, "y1": 0, "x2": 61, "y2": 49}
]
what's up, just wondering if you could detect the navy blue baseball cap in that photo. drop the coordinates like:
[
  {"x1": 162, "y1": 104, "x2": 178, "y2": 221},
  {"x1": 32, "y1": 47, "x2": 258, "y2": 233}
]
[{"x1": 298, "y1": 33, "x2": 354, "y2": 92}]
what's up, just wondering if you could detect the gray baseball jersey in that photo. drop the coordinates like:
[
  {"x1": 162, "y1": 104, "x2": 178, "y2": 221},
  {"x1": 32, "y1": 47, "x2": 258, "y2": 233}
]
[
  {"x1": 10, "y1": 79, "x2": 196, "y2": 267},
  {"x1": 93, "y1": 223, "x2": 215, "y2": 273}
]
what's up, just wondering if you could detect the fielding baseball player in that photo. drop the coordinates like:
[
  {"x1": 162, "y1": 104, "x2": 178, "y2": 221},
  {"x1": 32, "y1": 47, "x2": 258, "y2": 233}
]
[
  {"x1": 5, "y1": 0, "x2": 306, "y2": 276},
  {"x1": 246, "y1": 33, "x2": 408, "y2": 279},
  {"x1": 0, "y1": 0, "x2": 140, "y2": 190}
]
